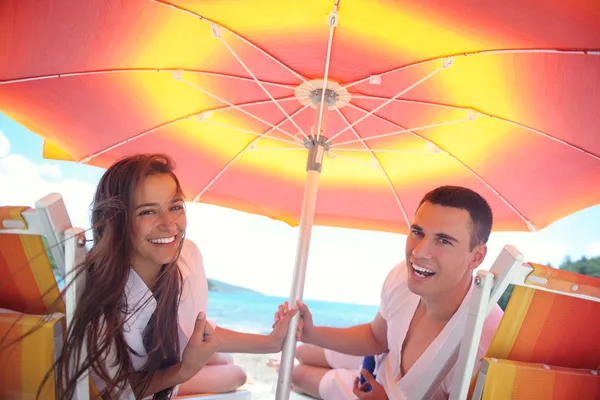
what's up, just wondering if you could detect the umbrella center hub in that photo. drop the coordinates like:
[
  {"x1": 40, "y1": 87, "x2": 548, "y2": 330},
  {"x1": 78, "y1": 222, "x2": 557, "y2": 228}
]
[
  {"x1": 310, "y1": 88, "x2": 338, "y2": 107},
  {"x1": 303, "y1": 135, "x2": 331, "y2": 151},
  {"x1": 294, "y1": 79, "x2": 351, "y2": 110}
]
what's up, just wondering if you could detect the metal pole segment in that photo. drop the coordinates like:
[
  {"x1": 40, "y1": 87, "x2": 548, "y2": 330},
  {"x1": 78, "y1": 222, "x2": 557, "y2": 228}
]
[
  {"x1": 449, "y1": 271, "x2": 495, "y2": 400},
  {"x1": 64, "y1": 227, "x2": 91, "y2": 400},
  {"x1": 275, "y1": 168, "x2": 320, "y2": 400},
  {"x1": 275, "y1": 105, "x2": 331, "y2": 400}
]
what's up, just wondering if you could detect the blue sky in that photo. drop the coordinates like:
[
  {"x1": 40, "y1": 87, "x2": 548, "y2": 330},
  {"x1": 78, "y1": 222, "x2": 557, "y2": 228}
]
[{"x1": 1, "y1": 112, "x2": 599, "y2": 305}]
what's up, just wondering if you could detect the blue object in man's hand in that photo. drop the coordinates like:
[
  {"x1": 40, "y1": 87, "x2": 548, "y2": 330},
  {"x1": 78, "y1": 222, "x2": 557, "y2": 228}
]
[{"x1": 359, "y1": 356, "x2": 377, "y2": 392}]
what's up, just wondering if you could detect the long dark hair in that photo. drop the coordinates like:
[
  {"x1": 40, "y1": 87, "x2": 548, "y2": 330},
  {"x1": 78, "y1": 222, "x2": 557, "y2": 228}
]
[{"x1": 52, "y1": 153, "x2": 186, "y2": 399}]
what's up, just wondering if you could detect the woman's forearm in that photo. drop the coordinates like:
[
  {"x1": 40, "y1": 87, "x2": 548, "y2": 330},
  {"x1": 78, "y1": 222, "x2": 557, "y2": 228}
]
[{"x1": 214, "y1": 326, "x2": 280, "y2": 353}]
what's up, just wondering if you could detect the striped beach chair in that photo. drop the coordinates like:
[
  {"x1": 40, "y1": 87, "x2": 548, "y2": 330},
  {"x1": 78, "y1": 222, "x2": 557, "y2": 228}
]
[
  {"x1": 451, "y1": 246, "x2": 600, "y2": 400},
  {"x1": 474, "y1": 358, "x2": 600, "y2": 399},
  {"x1": 0, "y1": 193, "x2": 88, "y2": 399}
]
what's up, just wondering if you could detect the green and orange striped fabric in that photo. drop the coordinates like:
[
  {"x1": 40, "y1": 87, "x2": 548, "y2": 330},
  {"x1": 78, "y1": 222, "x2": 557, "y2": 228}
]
[
  {"x1": 467, "y1": 265, "x2": 600, "y2": 398},
  {"x1": 487, "y1": 265, "x2": 600, "y2": 370},
  {"x1": 525, "y1": 263, "x2": 600, "y2": 299},
  {"x1": 0, "y1": 311, "x2": 64, "y2": 399},
  {"x1": 479, "y1": 358, "x2": 600, "y2": 400},
  {"x1": 0, "y1": 206, "x2": 102, "y2": 399},
  {"x1": 0, "y1": 206, "x2": 65, "y2": 316}
]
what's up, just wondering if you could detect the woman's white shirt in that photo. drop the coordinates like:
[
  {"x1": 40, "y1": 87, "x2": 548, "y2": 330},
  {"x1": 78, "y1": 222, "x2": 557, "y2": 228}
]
[{"x1": 91, "y1": 238, "x2": 211, "y2": 398}]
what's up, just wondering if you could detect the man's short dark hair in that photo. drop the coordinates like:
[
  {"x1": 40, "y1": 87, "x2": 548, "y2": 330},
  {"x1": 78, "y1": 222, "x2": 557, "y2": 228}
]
[{"x1": 418, "y1": 185, "x2": 493, "y2": 250}]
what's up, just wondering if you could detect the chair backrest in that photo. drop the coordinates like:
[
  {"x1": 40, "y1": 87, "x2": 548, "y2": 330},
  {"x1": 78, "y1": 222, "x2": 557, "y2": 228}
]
[
  {"x1": 0, "y1": 193, "x2": 74, "y2": 315},
  {"x1": 487, "y1": 264, "x2": 600, "y2": 369},
  {"x1": 449, "y1": 246, "x2": 600, "y2": 400},
  {"x1": 0, "y1": 310, "x2": 65, "y2": 399},
  {"x1": 0, "y1": 193, "x2": 90, "y2": 400},
  {"x1": 475, "y1": 358, "x2": 600, "y2": 400},
  {"x1": 0, "y1": 220, "x2": 64, "y2": 315}
]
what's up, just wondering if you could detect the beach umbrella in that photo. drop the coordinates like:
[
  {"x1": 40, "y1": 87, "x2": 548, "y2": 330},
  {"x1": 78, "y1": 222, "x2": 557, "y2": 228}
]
[{"x1": 1, "y1": 1, "x2": 600, "y2": 398}]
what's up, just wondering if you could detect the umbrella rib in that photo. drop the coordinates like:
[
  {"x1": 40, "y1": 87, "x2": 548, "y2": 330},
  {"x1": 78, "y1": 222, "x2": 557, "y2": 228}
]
[
  {"x1": 347, "y1": 94, "x2": 468, "y2": 111},
  {"x1": 437, "y1": 143, "x2": 538, "y2": 231},
  {"x1": 210, "y1": 26, "x2": 315, "y2": 90},
  {"x1": 0, "y1": 68, "x2": 299, "y2": 90},
  {"x1": 348, "y1": 94, "x2": 600, "y2": 161},
  {"x1": 316, "y1": 1, "x2": 339, "y2": 141},
  {"x1": 216, "y1": 32, "x2": 310, "y2": 140},
  {"x1": 179, "y1": 77, "x2": 301, "y2": 142},
  {"x1": 333, "y1": 148, "x2": 439, "y2": 155},
  {"x1": 331, "y1": 118, "x2": 470, "y2": 147},
  {"x1": 205, "y1": 96, "x2": 299, "y2": 116},
  {"x1": 249, "y1": 147, "x2": 307, "y2": 151},
  {"x1": 185, "y1": 70, "x2": 299, "y2": 91},
  {"x1": 199, "y1": 120, "x2": 305, "y2": 147},
  {"x1": 340, "y1": 102, "x2": 538, "y2": 231},
  {"x1": 338, "y1": 48, "x2": 600, "y2": 91},
  {"x1": 149, "y1": 0, "x2": 314, "y2": 88},
  {"x1": 77, "y1": 98, "x2": 302, "y2": 163},
  {"x1": 335, "y1": 108, "x2": 410, "y2": 228},
  {"x1": 327, "y1": 151, "x2": 382, "y2": 170},
  {"x1": 326, "y1": 66, "x2": 445, "y2": 143},
  {"x1": 489, "y1": 116, "x2": 600, "y2": 161},
  {"x1": 78, "y1": 114, "x2": 194, "y2": 164},
  {"x1": 192, "y1": 104, "x2": 311, "y2": 202}
]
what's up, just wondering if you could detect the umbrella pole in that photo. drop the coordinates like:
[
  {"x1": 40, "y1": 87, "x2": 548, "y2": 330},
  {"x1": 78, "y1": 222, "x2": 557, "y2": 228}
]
[{"x1": 275, "y1": 110, "x2": 330, "y2": 399}]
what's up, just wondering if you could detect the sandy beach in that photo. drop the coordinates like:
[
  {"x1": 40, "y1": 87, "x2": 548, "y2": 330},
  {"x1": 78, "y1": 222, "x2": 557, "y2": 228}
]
[{"x1": 232, "y1": 353, "x2": 313, "y2": 400}]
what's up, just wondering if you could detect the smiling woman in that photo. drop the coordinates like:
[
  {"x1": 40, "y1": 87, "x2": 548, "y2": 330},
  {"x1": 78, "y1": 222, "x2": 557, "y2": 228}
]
[
  {"x1": 129, "y1": 171, "x2": 188, "y2": 288},
  {"x1": 14, "y1": 153, "x2": 299, "y2": 400}
]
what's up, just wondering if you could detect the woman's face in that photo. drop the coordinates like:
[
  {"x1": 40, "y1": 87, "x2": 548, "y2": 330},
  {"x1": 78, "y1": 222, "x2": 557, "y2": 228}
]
[{"x1": 130, "y1": 173, "x2": 187, "y2": 271}]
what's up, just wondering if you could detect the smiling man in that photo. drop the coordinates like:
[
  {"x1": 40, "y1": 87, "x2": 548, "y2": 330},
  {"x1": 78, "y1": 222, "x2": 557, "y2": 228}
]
[{"x1": 289, "y1": 186, "x2": 504, "y2": 400}]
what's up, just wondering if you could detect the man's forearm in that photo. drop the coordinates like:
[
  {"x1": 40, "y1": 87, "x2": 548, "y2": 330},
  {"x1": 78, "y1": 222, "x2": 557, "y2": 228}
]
[
  {"x1": 305, "y1": 324, "x2": 388, "y2": 356},
  {"x1": 215, "y1": 326, "x2": 279, "y2": 353}
]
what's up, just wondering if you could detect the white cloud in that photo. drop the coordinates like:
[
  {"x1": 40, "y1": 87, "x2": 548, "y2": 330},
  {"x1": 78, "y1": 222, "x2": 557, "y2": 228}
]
[
  {"x1": 0, "y1": 153, "x2": 95, "y2": 230},
  {"x1": 0, "y1": 130, "x2": 10, "y2": 158},
  {"x1": 587, "y1": 241, "x2": 600, "y2": 257},
  {"x1": 37, "y1": 164, "x2": 62, "y2": 180},
  {"x1": 483, "y1": 233, "x2": 568, "y2": 269}
]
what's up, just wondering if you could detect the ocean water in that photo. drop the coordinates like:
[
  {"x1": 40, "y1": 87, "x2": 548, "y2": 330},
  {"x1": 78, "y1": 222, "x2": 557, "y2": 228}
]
[
  {"x1": 207, "y1": 291, "x2": 380, "y2": 334},
  {"x1": 53, "y1": 272, "x2": 379, "y2": 332}
]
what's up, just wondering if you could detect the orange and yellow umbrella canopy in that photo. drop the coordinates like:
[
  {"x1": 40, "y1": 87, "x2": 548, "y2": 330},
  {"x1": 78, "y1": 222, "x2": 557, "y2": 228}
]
[
  {"x1": 2, "y1": 1, "x2": 600, "y2": 397},
  {"x1": 1, "y1": 0, "x2": 600, "y2": 234}
]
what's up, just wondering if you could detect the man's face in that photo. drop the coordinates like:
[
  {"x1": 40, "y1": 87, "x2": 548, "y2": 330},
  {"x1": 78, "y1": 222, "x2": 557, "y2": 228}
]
[{"x1": 405, "y1": 201, "x2": 486, "y2": 298}]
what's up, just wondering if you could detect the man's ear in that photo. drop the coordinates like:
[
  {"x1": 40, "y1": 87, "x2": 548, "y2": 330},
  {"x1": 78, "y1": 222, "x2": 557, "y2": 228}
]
[{"x1": 469, "y1": 243, "x2": 487, "y2": 271}]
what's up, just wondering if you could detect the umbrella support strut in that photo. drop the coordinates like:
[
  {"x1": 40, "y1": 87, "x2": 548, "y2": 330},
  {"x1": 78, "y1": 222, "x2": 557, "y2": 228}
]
[{"x1": 275, "y1": 107, "x2": 331, "y2": 399}]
